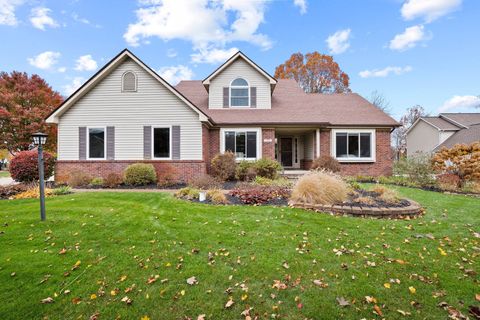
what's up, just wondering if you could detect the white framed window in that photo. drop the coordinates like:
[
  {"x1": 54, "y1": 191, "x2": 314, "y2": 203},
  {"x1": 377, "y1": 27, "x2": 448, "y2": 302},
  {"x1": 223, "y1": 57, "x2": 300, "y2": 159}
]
[
  {"x1": 220, "y1": 128, "x2": 262, "y2": 160},
  {"x1": 122, "y1": 71, "x2": 137, "y2": 92},
  {"x1": 331, "y1": 129, "x2": 376, "y2": 162},
  {"x1": 87, "y1": 127, "x2": 106, "y2": 160},
  {"x1": 230, "y1": 78, "x2": 250, "y2": 107},
  {"x1": 152, "y1": 126, "x2": 171, "y2": 159}
]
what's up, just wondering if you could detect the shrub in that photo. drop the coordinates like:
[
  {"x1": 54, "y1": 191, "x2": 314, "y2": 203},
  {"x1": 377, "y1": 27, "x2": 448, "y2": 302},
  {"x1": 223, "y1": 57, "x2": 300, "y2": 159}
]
[
  {"x1": 206, "y1": 189, "x2": 229, "y2": 204},
  {"x1": 254, "y1": 158, "x2": 282, "y2": 179},
  {"x1": 174, "y1": 187, "x2": 200, "y2": 200},
  {"x1": 157, "y1": 164, "x2": 178, "y2": 187},
  {"x1": 67, "y1": 171, "x2": 92, "y2": 187},
  {"x1": 354, "y1": 175, "x2": 376, "y2": 183},
  {"x1": 14, "y1": 185, "x2": 53, "y2": 199},
  {"x1": 253, "y1": 176, "x2": 292, "y2": 188},
  {"x1": 90, "y1": 177, "x2": 104, "y2": 186},
  {"x1": 394, "y1": 153, "x2": 435, "y2": 186},
  {"x1": 290, "y1": 171, "x2": 348, "y2": 205},
  {"x1": 51, "y1": 185, "x2": 72, "y2": 196},
  {"x1": 236, "y1": 160, "x2": 257, "y2": 181},
  {"x1": 462, "y1": 181, "x2": 480, "y2": 194},
  {"x1": 371, "y1": 185, "x2": 399, "y2": 204},
  {"x1": 124, "y1": 163, "x2": 157, "y2": 186},
  {"x1": 230, "y1": 185, "x2": 290, "y2": 205},
  {"x1": 353, "y1": 196, "x2": 375, "y2": 206},
  {"x1": 103, "y1": 172, "x2": 123, "y2": 188},
  {"x1": 311, "y1": 155, "x2": 341, "y2": 173},
  {"x1": 436, "y1": 173, "x2": 461, "y2": 192},
  {"x1": 0, "y1": 184, "x2": 28, "y2": 199},
  {"x1": 211, "y1": 152, "x2": 237, "y2": 181},
  {"x1": 189, "y1": 174, "x2": 221, "y2": 190},
  {"x1": 9, "y1": 150, "x2": 55, "y2": 182},
  {"x1": 432, "y1": 142, "x2": 480, "y2": 182}
]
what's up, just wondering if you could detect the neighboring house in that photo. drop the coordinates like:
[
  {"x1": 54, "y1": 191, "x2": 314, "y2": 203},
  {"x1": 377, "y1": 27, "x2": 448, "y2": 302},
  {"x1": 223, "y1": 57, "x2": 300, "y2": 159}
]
[
  {"x1": 406, "y1": 113, "x2": 480, "y2": 155},
  {"x1": 46, "y1": 49, "x2": 399, "y2": 183}
]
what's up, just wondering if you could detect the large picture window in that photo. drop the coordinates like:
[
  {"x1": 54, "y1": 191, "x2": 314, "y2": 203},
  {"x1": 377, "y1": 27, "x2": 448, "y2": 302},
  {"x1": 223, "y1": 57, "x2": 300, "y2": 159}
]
[
  {"x1": 88, "y1": 127, "x2": 105, "y2": 159},
  {"x1": 230, "y1": 78, "x2": 249, "y2": 107},
  {"x1": 153, "y1": 127, "x2": 170, "y2": 159},
  {"x1": 223, "y1": 129, "x2": 259, "y2": 159},
  {"x1": 333, "y1": 130, "x2": 374, "y2": 161}
]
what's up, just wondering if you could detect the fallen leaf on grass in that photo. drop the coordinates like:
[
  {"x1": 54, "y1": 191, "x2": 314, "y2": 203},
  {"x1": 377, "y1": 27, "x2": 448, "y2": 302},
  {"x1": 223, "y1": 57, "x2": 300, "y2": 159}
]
[
  {"x1": 90, "y1": 294, "x2": 97, "y2": 300},
  {"x1": 476, "y1": 293, "x2": 480, "y2": 302},
  {"x1": 365, "y1": 296, "x2": 377, "y2": 304},
  {"x1": 438, "y1": 247, "x2": 447, "y2": 256},
  {"x1": 469, "y1": 306, "x2": 480, "y2": 319},
  {"x1": 41, "y1": 297, "x2": 54, "y2": 304},
  {"x1": 187, "y1": 276, "x2": 198, "y2": 285},
  {"x1": 197, "y1": 315, "x2": 206, "y2": 320},
  {"x1": 383, "y1": 283, "x2": 391, "y2": 289},
  {"x1": 121, "y1": 296, "x2": 132, "y2": 305},
  {"x1": 225, "y1": 298, "x2": 234, "y2": 309},
  {"x1": 282, "y1": 261, "x2": 289, "y2": 269},
  {"x1": 397, "y1": 309, "x2": 411, "y2": 316},
  {"x1": 374, "y1": 305, "x2": 383, "y2": 316},
  {"x1": 58, "y1": 248, "x2": 67, "y2": 255},
  {"x1": 272, "y1": 280, "x2": 287, "y2": 290},
  {"x1": 72, "y1": 297, "x2": 82, "y2": 305},
  {"x1": 140, "y1": 316, "x2": 150, "y2": 320},
  {"x1": 119, "y1": 275, "x2": 127, "y2": 282},
  {"x1": 313, "y1": 279, "x2": 328, "y2": 288},
  {"x1": 89, "y1": 312, "x2": 100, "y2": 320},
  {"x1": 146, "y1": 275, "x2": 159, "y2": 284},
  {"x1": 336, "y1": 297, "x2": 349, "y2": 307},
  {"x1": 409, "y1": 286, "x2": 416, "y2": 294}
]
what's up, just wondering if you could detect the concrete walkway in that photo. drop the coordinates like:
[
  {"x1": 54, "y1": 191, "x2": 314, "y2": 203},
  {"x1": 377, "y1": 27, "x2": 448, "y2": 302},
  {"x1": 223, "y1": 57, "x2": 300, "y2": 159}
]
[{"x1": 73, "y1": 188, "x2": 178, "y2": 194}]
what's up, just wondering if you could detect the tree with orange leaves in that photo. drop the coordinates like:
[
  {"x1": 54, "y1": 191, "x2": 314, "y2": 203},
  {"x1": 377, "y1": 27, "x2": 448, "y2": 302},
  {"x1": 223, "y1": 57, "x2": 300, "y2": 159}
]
[{"x1": 274, "y1": 52, "x2": 350, "y2": 94}]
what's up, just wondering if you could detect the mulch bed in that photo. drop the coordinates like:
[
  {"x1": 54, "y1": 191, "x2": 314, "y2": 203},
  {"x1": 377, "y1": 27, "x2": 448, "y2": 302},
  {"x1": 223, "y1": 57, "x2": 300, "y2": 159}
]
[{"x1": 192, "y1": 194, "x2": 289, "y2": 206}]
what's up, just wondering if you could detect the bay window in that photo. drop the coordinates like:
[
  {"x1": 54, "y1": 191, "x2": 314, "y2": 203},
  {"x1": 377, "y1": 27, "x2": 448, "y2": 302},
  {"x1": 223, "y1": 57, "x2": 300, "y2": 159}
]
[{"x1": 332, "y1": 129, "x2": 375, "y2": 162}]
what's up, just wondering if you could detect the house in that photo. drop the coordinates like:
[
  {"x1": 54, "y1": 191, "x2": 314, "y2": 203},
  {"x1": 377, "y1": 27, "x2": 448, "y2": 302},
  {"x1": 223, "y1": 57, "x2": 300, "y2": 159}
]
[
  {"x1": 46, "y1": 49, "x2": 399, "y2": 183},
  {"x1": 406, "y1": 113, "x2": 480, "y2": 155}
]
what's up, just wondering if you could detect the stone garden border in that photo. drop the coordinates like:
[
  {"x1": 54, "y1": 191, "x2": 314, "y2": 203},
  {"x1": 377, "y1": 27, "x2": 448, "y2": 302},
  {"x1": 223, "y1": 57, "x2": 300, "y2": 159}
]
[{"x1": 289, "y1": 199, "x2": 424, "y2": 219}]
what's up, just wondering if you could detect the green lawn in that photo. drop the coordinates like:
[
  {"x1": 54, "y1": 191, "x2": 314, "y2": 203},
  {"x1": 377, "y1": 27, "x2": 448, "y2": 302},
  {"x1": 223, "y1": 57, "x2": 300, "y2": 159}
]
[
  {"x1": 0, "y1": 187, "x2": 478, "y2": 320},
  {"x1": 0, "y1": 171, "x2": 10, "y2": 178}
]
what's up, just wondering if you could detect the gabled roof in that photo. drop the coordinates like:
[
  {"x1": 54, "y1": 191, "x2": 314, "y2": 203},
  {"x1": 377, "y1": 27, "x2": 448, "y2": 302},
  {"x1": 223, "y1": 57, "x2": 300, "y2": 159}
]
[
  {"x1": 202, "y1": 51, "x2": 277, "y2": 90},
  {"x1": 46, "y1": 49, "x2": 210, "y2": 123},
  {"x1": 440, "y1": 113, "x2": 480, "y2": 128},
  {"x1": 176, "y1": 79, "x2": 399, "y2": 127},
  {"x1": 435, "y1": 123, "x2": 480, "y2": 150},
  {"x1": 422, "y1": 117, "x2": 460, "y2": 130}
]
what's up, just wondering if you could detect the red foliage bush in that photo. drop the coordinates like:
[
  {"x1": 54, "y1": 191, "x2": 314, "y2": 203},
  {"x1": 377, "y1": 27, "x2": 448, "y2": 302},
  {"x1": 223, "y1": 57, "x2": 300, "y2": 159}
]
[
  {"x1": 311, "y1": 155, "x2": 341, "y2": 172},
  {"x1": 9, "y1": 150, "x2": 55, "y2": 182},
  {"x1": 436, "y1": 173, "x2": 462, "y2": 191},
  {"x1": 103, "y1": 172, "x2": 123, "y2": 188},
  {"x1": 230, "y1": 185, "x2": 290, "y2": 205}
]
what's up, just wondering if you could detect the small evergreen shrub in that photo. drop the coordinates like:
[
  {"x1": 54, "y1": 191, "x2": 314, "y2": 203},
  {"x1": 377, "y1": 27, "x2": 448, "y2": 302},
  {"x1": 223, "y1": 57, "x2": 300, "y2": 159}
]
[
  {"x1": 254, "y1": 158, "x2": 282, "y2": 179},
  {"x1": 236, "y1": 160, "x2": 257, "y2": 181},
  {"x1": 9, "y1": 150, "x2": 55, "y2": 182},
  {"x1": 290, "y1": 171, "x2": 348, "y2": 205},
  {"x1": 206, "y1": 189, "x2": 229, "y2": 204},
  {"x1": 311, "y1": 155, "x2": 341, "y2": 173},
  {"x1": 175, "y1": 187, "x2": 200, "y2": 200},
  {"x1": 211, "y1": 152, "x2": 237, "y2": 181},
  {"x1": 123, "y1": 163, "x2": 157, "y2": 186},
  {"x1": 90, "y1": 177, "x2": 104, "y2": 186},
  {"x1": 51, "y1": 185, "x2": 72, "y2": 196},
  {"x1": 103, "y1": 172, "x2": 123, "y2": 188}
]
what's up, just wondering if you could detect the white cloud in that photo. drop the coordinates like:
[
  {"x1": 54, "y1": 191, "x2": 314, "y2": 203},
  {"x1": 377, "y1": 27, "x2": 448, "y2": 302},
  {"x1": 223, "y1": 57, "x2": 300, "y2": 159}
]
[
  {"x1": 191, "y1": 47, "x2": 238, "y2": 64},
  {"x1": 158, "y1": 64, "x2": 194, "y2": 85},
  {"x1": 0, "y1": 0, "x2": 24, "y2": 26},
  {"x1": 166, "y1": 48, "x2": 177, "y2": 58},
  {"x1": 57, "y1": 67, "x2": 66, "y2": 73},
  {"x1": 63, "y1": 77, "x2": 85, "y2": 96},
  {"x1": 326, "y1": 29, "x2": 351, "y2": 54},
  {"x1": 28, "y1": 51, "x2": 61, "y2": 69},
  {"x1": 389, "y1": 24, "x2": 428, "y2": 51},
  {"x1": 124, "y1": 0, "x2": 271, "y2": 63},
  {"x1": 30, "y1": 7, "x2": 58, "y2": 30},
  {"x1": 401, "y1": 0, "x2": 462, "y2": 23},
  {"x1": 359, "y1": 66, "x2": 413, "y2": 78},
  {"x1": 74, "y1": 54, "x2": 98, "y2": 71},
  {"x1": 439, "y1": 95, "x2": 480, "y2": 112},
  {"x1": 293, "y1": 0, "x2": 307, "y2": 14}
]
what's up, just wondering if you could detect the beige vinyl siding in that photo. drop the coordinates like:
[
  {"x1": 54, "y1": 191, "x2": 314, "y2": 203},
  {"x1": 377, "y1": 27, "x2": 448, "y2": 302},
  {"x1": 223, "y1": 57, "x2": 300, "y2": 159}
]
[
  {"x1": 439, "y1": 131, "x2": 456, "y2": 144},
  {"x1": 304, "y1": 132, "x2": 314, "y2": 160},
  {"x1": 406, "y1": 120, "x2": 440, "y2": 155},
  {"x1": 57, "y1": 58, "x2": 203, "y2": 160},
  {"x1": 208, "y1": 58, "x2": 271, "y2": 109}
]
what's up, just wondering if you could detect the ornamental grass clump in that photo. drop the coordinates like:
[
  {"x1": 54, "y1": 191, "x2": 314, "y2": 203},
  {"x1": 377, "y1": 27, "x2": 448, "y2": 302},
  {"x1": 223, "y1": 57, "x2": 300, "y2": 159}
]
[{"x1": 290, "y1": 171, "x2": 348, "y2": 205}]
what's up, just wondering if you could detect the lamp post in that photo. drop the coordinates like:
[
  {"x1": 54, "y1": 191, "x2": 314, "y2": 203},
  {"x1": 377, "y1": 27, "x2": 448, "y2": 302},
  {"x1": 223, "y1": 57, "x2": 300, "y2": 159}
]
[{"x1": 32, "y1": 132, "x2": 48, "y2": 221}]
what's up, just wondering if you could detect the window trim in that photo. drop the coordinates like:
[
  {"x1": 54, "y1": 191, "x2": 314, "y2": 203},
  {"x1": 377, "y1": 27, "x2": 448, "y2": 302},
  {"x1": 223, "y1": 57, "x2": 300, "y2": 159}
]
[
  {"x1": 229, "y1": 77, "x2": 250, "y2": 108},
  {"x1": 220, "y1": 128, "x2": 262, "y2": 161},
  {"x1": 86, "y1": 126, "x2": 107, "y2": 160},
  {"x1": 151, "y1": 125, "x2": 172, "y2": 160},
  {"x1": 331, "y1": 128, "x2": 376, "y2": 163},
  {"x1": 122, "y1": 71, "x2": 137, "y2": 92}
]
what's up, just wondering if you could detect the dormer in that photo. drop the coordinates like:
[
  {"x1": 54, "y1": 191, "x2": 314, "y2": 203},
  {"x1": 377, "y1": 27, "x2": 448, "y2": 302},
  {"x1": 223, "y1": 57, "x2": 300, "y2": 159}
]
[{"x1": 202, "y1": 51, "x2": 277, "y2": 109}]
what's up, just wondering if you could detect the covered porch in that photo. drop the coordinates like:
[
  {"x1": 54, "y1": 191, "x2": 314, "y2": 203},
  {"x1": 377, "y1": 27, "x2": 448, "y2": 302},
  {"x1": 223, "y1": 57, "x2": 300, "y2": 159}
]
[{"x1": 273, "y1": 127, "x2": 322, "y2": 170}]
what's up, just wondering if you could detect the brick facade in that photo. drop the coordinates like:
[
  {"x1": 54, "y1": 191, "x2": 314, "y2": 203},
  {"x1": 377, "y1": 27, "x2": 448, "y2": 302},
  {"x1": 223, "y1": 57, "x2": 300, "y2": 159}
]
[
  {"x1": 261, "y1": 128, "x2": 275, "y2": 159},
  {"x1": 318, "y1": 128, "x2": 393, "y2": 176},
  {"x1": 55, "y1": 160, "x2": 206, "y2": 184}
]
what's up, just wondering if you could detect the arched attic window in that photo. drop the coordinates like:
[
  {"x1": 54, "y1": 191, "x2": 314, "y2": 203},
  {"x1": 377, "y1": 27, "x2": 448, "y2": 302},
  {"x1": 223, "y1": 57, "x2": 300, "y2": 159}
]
[
  {"x1": 122, "y1": 71, "x2": 137, "y2": 92},
  {"x1": 230, "y1": 78, "x2": 249, "y2": 107}
]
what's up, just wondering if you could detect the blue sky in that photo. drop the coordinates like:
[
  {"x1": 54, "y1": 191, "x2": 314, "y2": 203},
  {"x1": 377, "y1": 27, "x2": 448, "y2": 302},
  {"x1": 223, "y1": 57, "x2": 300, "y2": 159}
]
[{"x1": 1, "y1": 0, "x2": 479, "y2": 120}]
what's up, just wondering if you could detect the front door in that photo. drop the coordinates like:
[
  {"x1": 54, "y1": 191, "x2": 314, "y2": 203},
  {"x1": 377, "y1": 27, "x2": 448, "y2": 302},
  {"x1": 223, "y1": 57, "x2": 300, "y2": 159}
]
[{"x1": 280, "y1": 138, "x2": 293, "y2": 167}]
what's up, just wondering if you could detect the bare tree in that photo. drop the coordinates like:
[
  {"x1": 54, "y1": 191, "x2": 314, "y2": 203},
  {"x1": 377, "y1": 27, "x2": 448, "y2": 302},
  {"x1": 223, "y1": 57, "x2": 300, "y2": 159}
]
[
  {"x1": 369, "y1": 90, "x2": 391, "y2": 115},
  {"x1": 392, "y1": 105, "x2": 426, "y2": 158}
]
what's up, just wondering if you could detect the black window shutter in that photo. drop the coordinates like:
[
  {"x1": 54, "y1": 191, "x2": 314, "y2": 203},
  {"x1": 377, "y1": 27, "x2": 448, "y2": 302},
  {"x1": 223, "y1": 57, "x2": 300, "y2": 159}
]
[
  {"x1": 143, "y1": 126, "x2": 152, "y2": 159},
  {"x1": 172, "y1": 126, "x2": 181, "y2": 160},
  {"x1": 223, "y1": 87, "x2": 229, "y2": 108},
  {"x1": 79, "y1": 127, "x2": 86, "y2": 160},
  {"x1": 250, "y1": 87, "x2": 257, "y2": 108},
  {"x1": 106, "y1": 126, "x2": 115, "y2": 160}
]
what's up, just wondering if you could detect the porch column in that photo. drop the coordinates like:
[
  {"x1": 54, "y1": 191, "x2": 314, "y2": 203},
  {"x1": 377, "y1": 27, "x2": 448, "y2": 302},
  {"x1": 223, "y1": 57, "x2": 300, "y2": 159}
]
[
  {"x1": 261, "y1": 128, "x2": 275, "y2": 159},
  {"x1": 315, "y1": 129, "x2": 320, "y2": 158}
]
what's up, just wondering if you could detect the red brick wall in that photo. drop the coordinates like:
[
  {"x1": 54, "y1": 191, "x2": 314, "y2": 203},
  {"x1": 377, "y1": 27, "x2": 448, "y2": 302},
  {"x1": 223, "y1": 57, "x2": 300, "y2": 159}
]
[
  {"x1": 55, "y1": 160, "x2": 207, "y2": 184},
  {"x1": 206, "y1": 128, "x2": 220, "y2": 173},
  {"x1": 319, "y1": 128, "x2": 393, "y2": 176},
  {"x1": 262, "y1": 128, "x2": 275, "y2": 159}
]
